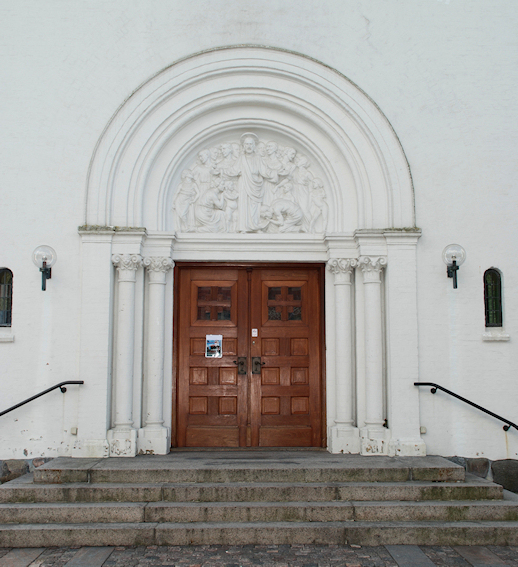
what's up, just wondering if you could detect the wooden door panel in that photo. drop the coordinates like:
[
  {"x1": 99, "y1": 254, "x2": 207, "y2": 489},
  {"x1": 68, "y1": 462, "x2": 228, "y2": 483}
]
[
  {"x1": 176, "y1": 264, "x2": 322, "y2": 448},
  {"x1": 259, "y1": 427, "x2": 312, "y2": 447},
  {"x1": 186, "y1": 427, "x2": 239, "y2": 447},
  {"x1": 177, "y1": 268, "x2": 247, "y2": 447},
  {"x1": 250, "y1": 268, "x2": 321, "y2": 447}
]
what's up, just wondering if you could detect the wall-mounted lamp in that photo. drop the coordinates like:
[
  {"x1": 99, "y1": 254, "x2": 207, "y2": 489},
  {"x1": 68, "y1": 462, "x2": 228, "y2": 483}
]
[
  {"x1": 32, "y1": 246, "x2": 57, "y2": 291},
  {"x1": 442, "y1": 244, "x2": 466, "y2": 289}
]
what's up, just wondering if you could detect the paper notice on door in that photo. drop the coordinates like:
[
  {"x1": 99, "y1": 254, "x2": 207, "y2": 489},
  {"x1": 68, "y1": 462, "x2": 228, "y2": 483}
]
[{"x1": 205, "y1": 334, "x2": 223, "y2": 358}]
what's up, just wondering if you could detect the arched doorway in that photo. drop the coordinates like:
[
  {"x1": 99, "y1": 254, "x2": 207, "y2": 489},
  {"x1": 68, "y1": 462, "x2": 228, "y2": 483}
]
[{"x1": 75, "y1": 47, "x2": 424, "y2": 458}]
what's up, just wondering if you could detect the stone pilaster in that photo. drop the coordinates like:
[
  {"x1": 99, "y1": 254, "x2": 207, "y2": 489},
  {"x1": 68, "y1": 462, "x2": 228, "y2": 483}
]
[
  {"x1": 384, "y1": 231, "x2": 426, "y2": 456},
  {"x1": 327, "y1": 259, "x2": 360, "y2": 453},
  {"x1": 107, "y1": 253, "x2": 142, "y2": 457},
  {"x1": 138, "y1": 257, "x2": 174, "y2": 455},
  {"x1": 359, "y1": 256, "x2": 387, "y2": 455}
]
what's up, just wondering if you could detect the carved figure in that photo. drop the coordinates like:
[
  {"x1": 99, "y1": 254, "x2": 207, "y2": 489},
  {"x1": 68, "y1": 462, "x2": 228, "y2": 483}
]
[
  {"x1": 223, "y1": 180, "x2": 239, "y2": 232},
  {"x1": 218, "y1": 133, "x2": 279, "y2": 232},
  {"x1": 273, "y1": 180, "x2": 296, "y2": 202},
  {"x1": 293, "y1": 155, "x2": 313, "y2": 213},
  {"x1": 309, "y1": 177, "x2": 329, "y2": 232},
  {"x1": 256, "y1": 141, "x2": 267, "y2": 157},
  {"x1": 194, "y1": 184, "x2": 226, "y2": 232},
  {"x1": 173, "y1": 169, "x2": 199, "y2": 232},
  {"x1": 278, "y1": 147, "x2": 297, "y2": 178},
  {"x1": 269, "y1": 199, "x2": 305, "y2": 233},
  {"x1": 219, "y1": 143, "x2": 237, "y2": 171},
  {"x1": 191, "y1": 149, "x2": 214, "y2": 195},
  {"x1": 265, "y1": 141, "x2": 282, "y2": 170},
  {"x1": 210, "y1": 146, "x2": 221, "y2": 165},
  {"x1": 263, "y1": 141, "x2": 283, "y2": 205}
]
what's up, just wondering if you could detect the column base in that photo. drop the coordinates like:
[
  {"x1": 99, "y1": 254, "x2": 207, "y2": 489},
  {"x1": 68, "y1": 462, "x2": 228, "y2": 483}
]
[
  {"x1": 360, "y1": 426, "x2": 389, "y2": 455},
  {"x1": 107, "y1": 428, "x2": 138, "y2": 457},
  {"x1": 71, "y1": 438, "x2": 110, "y2": 458},
  {"x1": 137, "y1": 426, "x2": 171, "y2": 455},
  {"x1": 327, "y1": 425, "x2": 360, "y2": 454},
  {"x1": 388, "y1": 437, "x2": 427, "y2": 457}
]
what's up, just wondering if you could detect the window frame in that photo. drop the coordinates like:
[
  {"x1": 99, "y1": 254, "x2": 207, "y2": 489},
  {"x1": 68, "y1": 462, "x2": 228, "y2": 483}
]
[
  {"x1": 0, "y1": 268, "x2": 13, "y2": 327},
  {"x1": 484, "y1": 268, "x2": 503, "y2": 328}
]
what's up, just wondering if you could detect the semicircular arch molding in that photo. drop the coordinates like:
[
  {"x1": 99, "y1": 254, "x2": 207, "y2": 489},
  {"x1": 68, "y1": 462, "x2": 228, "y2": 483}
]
[{"x1": 85, "y1": 46, "x2": 414, "y2": 233}]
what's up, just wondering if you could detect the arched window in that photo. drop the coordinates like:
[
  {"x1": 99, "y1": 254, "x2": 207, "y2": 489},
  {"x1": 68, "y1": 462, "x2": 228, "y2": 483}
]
[
  {"x1": 484, "y1": 269, "x2": 502, "y2": 328},
  {"x1": 0, "y1": 269, "x2": 13, "y2": 327}
]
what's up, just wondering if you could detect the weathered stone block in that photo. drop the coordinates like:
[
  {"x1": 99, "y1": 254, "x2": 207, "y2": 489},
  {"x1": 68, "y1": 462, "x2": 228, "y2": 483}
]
[
  {"x1": 0, "y1": 459, "x2": 53, "y2": 485},
  {"x1": 466, "y1": 458, "x2": 490, "y2": 479},
  {"x1": 492, "y1": 460, "x2": 518, "y2": 493},
  {"x1": 0, "y1": 461, "x2": 29, "y2": 484}
]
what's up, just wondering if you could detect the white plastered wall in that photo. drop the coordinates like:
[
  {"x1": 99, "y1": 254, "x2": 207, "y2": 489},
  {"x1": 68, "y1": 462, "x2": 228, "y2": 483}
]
[{"x1": 1, "y1": 1, "x2": 516, "y2": 461}]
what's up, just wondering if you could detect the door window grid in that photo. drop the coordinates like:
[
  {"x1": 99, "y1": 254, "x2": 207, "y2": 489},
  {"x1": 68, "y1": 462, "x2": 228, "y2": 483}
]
[
  {"x1": 267, "y1": 285, "x2": 302, "y2": 321},
  {"x1": 197, "y1": 285, "x2": 232, "y2": 321}
]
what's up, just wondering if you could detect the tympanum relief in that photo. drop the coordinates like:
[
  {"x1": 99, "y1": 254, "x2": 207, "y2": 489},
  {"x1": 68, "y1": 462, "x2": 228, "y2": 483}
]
[{"x1": 172, "y1": 133, "x2": 329, "y2": 234}]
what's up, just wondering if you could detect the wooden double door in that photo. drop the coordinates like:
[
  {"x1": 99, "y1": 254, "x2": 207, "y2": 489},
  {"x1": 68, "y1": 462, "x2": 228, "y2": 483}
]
[{"x1": 175, "y1": 264, "x2": 324, "y2": 447}]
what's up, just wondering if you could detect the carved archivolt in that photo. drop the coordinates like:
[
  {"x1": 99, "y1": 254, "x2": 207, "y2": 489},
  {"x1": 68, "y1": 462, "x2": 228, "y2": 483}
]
[{"x1": 172, "y1": 133, "x2": 329, "y2": 234}]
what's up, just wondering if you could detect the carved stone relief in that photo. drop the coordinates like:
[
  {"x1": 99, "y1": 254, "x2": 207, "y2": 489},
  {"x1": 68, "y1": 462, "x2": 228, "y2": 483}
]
[{"x1": 172, "y1": 133, "x2": 329, "y2": 234}]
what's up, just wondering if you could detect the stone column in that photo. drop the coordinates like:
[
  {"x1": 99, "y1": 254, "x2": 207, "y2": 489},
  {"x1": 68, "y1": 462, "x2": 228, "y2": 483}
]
[
  {"x1": 107, "y1": 253, "x2": 142, "y2": 457},
  {"x1": 138, "y1": 256, "x2": 174, "y2": 454},
  {"x1": 327, "y1": 259, "x2": 360, "y2": 453},
  {"x1": 359, "y1": 256, "x2": 387, "y2": 454}
]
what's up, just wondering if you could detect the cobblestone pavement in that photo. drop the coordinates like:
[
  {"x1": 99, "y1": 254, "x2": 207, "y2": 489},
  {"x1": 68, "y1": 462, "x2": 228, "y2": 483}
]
[{"x1": 1, "y1": 545, "x2": 518, "y2": 566}]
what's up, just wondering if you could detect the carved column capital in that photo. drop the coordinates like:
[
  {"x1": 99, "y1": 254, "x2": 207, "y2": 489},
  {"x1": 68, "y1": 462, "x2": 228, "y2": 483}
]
[
  {"x1": 327, "y1": 258, "x2": 357, "y2": 284},
  {"x1": 359, "y1": 256, "x2": 387, "y2": 283},
  {"x1": 112, "y1": 254, "x2": 142, "y2": 271},
  {"x1": 112, "y1": 254, "x2": 142, "y2": 283},
  {"x1": 143, "y1": 257, "x2": 174, "y2": 285},
  {"x1": 143, "y1": 257, "x2": 174, "y2": 273}
]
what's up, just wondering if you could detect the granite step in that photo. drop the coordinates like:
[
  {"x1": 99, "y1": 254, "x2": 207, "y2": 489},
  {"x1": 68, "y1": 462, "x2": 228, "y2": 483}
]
[
  {"x1": 33, "y1": 454, "x2": 465, "y2": 484},
  {"x1": 154, "y1": 520, "x2": 518, "y2": 546},
  {"x1": 145, "y1": 499, "x2": 518, "y2": 523},
  {"x1": 0, "y1": 502, "x2": 147, "y2": 524},
  {"x1": 1, "y1": 520, "x2": 518, "y2": 547},
  {"x1": 0, "y1": 475, "x2": 502, "y2": 504},
  {"x1": 0, "y1": 498, "x2": 516, "y2": 525}
]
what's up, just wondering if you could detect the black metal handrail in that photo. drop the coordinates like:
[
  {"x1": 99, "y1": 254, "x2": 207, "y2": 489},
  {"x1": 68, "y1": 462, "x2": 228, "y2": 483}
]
[
  {"x1": 0, "y1": 381, "x2": 84, "y2": 417},
  {"x1": 415, "y1": 382, "x2": 518, "y2": 432}
]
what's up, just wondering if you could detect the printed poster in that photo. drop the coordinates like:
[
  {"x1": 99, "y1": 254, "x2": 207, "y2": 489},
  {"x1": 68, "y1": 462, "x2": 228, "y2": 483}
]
[{"x1": 205, "y1": 334, "x2": 223, "y2": 358}]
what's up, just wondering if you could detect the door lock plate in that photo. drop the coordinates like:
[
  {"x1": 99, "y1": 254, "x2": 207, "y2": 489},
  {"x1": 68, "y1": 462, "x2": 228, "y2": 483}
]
[
  {"x1": 233, "y1": 357, "x2": 247, "y2": 375},
  {"x1": 252, "y1": 357, "x2": 265, "y2": 374}
]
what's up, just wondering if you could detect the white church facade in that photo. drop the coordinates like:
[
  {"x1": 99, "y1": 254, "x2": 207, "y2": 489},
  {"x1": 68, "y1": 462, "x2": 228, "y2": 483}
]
[{"x1": 1, "y1": 2, "x2": 517, "y2": 464}]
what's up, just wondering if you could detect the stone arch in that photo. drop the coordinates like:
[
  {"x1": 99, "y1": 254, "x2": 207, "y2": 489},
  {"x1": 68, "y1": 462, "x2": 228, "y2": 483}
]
[{"x1": 85, "y1": 46, "x2": 415, "y2": 232}]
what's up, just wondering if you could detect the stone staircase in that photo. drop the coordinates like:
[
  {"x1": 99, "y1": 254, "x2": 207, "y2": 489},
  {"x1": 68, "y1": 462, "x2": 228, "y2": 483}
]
[{"x1": 0, "y1": 451, "x2": 517, "y2": 547}]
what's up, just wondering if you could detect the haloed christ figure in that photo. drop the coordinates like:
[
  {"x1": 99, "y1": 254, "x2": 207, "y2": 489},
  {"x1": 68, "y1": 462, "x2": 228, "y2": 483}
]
[{"x1": 217, "y1": 133, "x2": 279, "y2": 232}]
